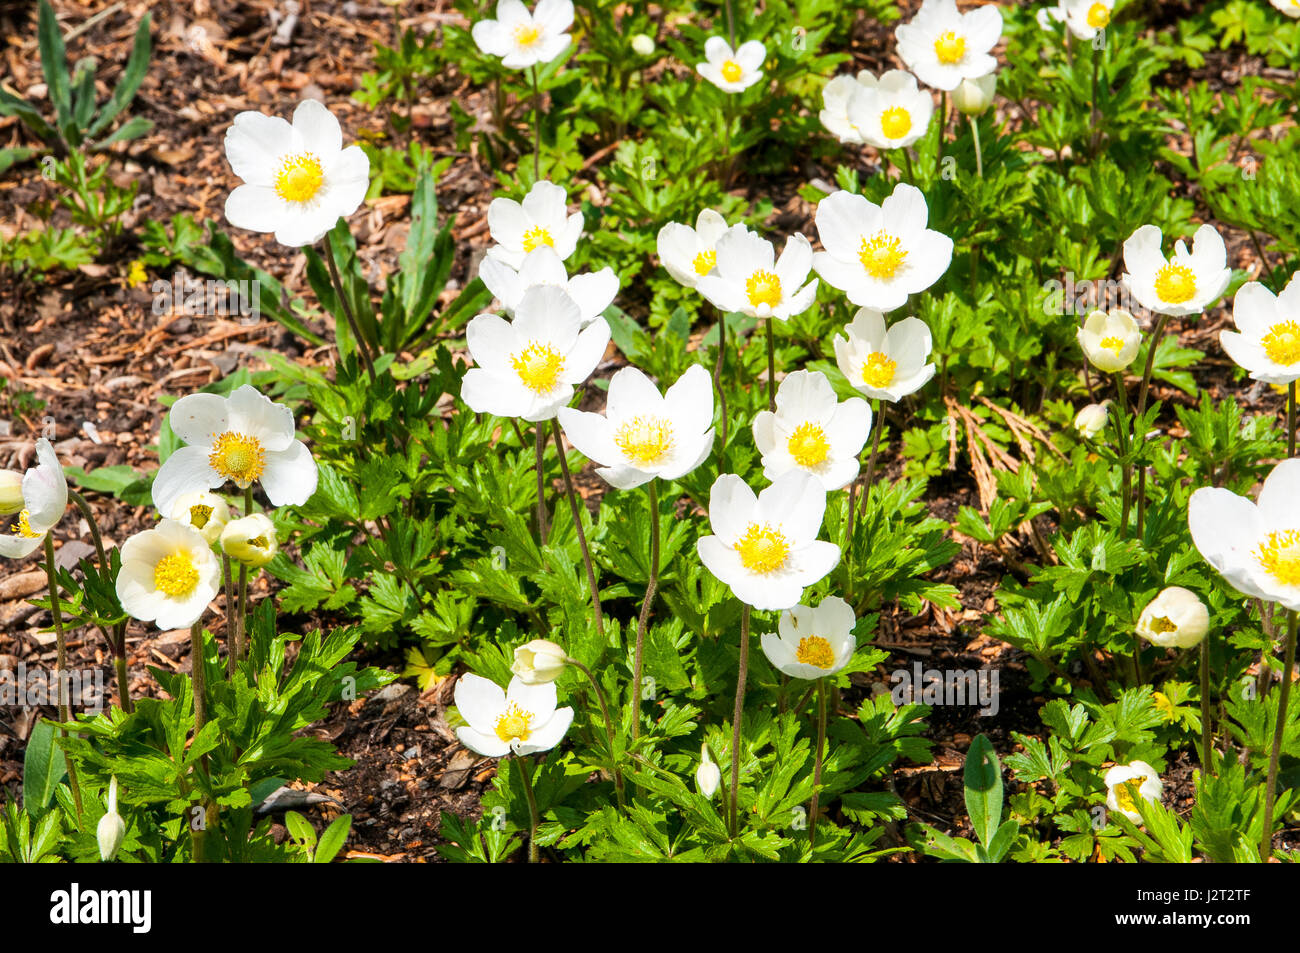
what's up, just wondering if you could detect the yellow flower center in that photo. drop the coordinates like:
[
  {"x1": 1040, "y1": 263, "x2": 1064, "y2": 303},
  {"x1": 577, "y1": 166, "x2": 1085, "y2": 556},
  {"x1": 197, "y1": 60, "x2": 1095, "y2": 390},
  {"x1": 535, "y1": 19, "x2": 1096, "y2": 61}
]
[
  {"x1": 273, "y1": 153, "x2": 325, "y2": 204},
  {"x1": 1149, "y1": 615, "x2": 1178, "y2": 634},
  {"x1": 1153, "y1": 263, "x2": 1197, "y2": 304},
  {"x1": 494, "y1": 702, "x2": 535, "y2": 743},
  {"x1": 1086, "y1": 2, "x2": 1110, "y2": 28},
  {"x1": 692, "y1": 248, "x2": 717, "y2": 276},
  {"x1": 795, "y1": 635, "x2": 836, "y2": 669},
  {"x1": 733, "y1": 523, "x2": 791, "y2": 574},
  {"x1": 512, "y1": 23, "x2": 542, "y2": 48},
  {"x1": 786, "y1": 421, "x2": 830, "y2": 468},
  {"x1": 746, "y1": 269, "x2": 783, "y2": 309},
  {"x1": 1113, "y1": 777, "x2": 1145, "y2": 815},
  {"x1": 1261, "y1": 321, "x2": 1300, "y2": 366},
  {"x1": 879, "y1": 106, "x2": 913, "y2": 140},
  {"x1": 1099, "y1": 335, "x2": 1125, "y2": 353},
  {"x1": 187, "y1": 504, "x2": 214, "y2": 529},
  {"x1": 614, "y1": 415, "x2": 676, "y2": 468},
  {"x1": 154, "y1": 552, "x2": 199, "y2": 598},
  {"x1": 208, "y1": 432, "x2": 266, "y2": 487},
  {"x1": 862, "y1": 352, "x2": 897, "y2": 389},
  {"x1": 720, "y1": 59, "x2": 743, "y2": 83},
  {"x1": 521, "y1": 225, "x2": 554, "y2": 253},
  {"x1": 858, "y1": 231, "x2": 908, "y2": 280},
  {"x1": 1257, "y1": 529, "x2": 1300, "y2": 587},
  {"x1": 933, "y1": 30, "x2": 966, "y2": 65},
  {"x1": 511, "y1": 342, "x2": 566, "y2": 394},
  {"x1": 12, "y1": 509, "x2": 41, "y2": 539}
]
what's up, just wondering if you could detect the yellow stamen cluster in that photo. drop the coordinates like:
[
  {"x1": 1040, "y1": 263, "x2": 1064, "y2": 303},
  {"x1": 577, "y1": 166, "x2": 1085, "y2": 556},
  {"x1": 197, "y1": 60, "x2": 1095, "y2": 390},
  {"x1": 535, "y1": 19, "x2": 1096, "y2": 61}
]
[
  {"x1": 614, "y1": 415, "x2": 676, "y2": 468},
  {"x1": 746, "y1": 270, "x2": 783, "y2": 309},
  {"x1": 795, "y1": 635, "x2": 835, "y2": 669},
  {"x1": 858, "y1": 231, "x2": 908, "y2": 280},
  {"x1": 209, "y1": 432, "x2": 267, "y2": 487},
  {"x1": 273, "y1": 153, "x2": 325, "y2": 204},
  {"x1": 720, "y1": 60, "x2": 743, "y2": 83},
  {"x1": 494, "y1": 702, "x2": 535, "y2": 743},
  {"x1": 862, "y1": 352, "x2": 898, "y2": 389},
  {"x1": 733, "y1": 523, "x2": 791, "y2": 574},
  {"x1": 521, "y1": 225, "x2": 554, "y2": 253},
  {"x1": 513, "y1": 23, "x2": 542, "y2": 47},
  {"x1": 1086, "y1": 2, "x2": 1111, "y2": 28},
  {"x1": 1098, "y1": 335, "x2": 1125, "y2": 354},
  {"x1": 1153, "y1": 263, "x2": 1197, "y2": 304},
  {"x1": 1149, "y1": 615, "x2": 1178, "y2": 635},
  {"x1": 786, "y1": 422, "x2": 830, "y2": 468},
  {"x1": 511, "y1": 342, "x2": 567, "y2": 395},
  {"x1": 1261, "y1": 321, "x2": 1300, "y2": 367},
  {"x1": 187, "y1": 504, "x2": 214, "y2": 529},
  {"x1": 879, "y1": 106, "x2": 913, "y2": 141},
  {"x1": 692, "y1": 249, "x2": 717, "y2": 276},
  {"x1": 154, "y1": 552, "x2": 199, "y2": 598},
  {"x1": 13, "y1": 509, "x2": 40, "y2": 539},
  {"x1": 1257, "y1": 529, "x2": 1300, "y2": 587},
  {"x1": 933, "y1": 30, "x2": 966, "y2": 65}
]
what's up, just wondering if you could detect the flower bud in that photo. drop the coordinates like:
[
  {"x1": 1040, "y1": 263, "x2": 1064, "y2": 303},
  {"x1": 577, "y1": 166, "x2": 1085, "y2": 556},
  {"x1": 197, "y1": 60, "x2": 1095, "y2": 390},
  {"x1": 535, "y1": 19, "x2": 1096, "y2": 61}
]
[
  {"x1": 97, "y1": 776, "x2": 126, "y2": 861},
  {"x1": 695, "y1": 744, "x2": 721, "y2": 799},
  {"x1": 1073, "y1": 401, "x2": 1111, "y2": 439},
  {"x1": 511, "y1": 639, "x2": 569, "y2": 685},
  {"x1": 219, "y1": 513, "x2": 278, "y2": 567},
  {"x1": 630, "y1": 33, "x2": 655, "y2": 56},
  {"x1": 1136, "y1": 586, "x2": 1209, "y2": 648},
  {"x1": 171, "y1": 490, "x2": 231, "y2": 545},
  {"x1": 953, "y1": 73, "x2": 996, "y2": 116},
  {"x1": 0, "y1": 469, "x2": 23, "y2": 515}
]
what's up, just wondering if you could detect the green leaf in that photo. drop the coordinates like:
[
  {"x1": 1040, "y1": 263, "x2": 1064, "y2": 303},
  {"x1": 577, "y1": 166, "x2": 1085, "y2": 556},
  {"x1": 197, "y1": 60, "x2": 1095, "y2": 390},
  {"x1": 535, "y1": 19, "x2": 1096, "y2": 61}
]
[
  {"x1": 37, "y1": 0, "x2": 72, "y2": 138},
  {"x1": 314, "y1": 815, "x2": 351, "y2": 863},
  {"x1": 87, "y1": 12, "x2": 152, "y2": 140},
  {"x1": 22, "y1": 718, "x2": 67, "y2": 816},
  {"x1": 963, "y1": 733, "x2": 1003, "y2": 848}
]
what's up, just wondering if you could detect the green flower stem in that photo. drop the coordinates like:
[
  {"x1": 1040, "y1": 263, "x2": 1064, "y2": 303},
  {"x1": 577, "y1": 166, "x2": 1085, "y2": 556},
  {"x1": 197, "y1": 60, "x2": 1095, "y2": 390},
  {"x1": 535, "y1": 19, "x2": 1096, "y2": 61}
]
[
  {"x1": 1133, "y1": 313, "x2": 1169, "y2": 539},
  {"x1": 1089, "y1": 45, "x2": 1101, "y2": 156},
  {"x1": 551, "y1": 419, "x2": 603, "y2": 636},
  {"x1": 113, "y1": 653, "x2": 133, "y2": 715},
  {"x1": 936, "y1": 91, "x2": 947, "y2": 170},
  {"x1": 809, "y1": 677, "x2": 828, "y2": 847},
  {"x1": 1200, "y1": 629, "x2": 1213, "y2": 775},
  {"x1": 43, "y1": 534, "x2": 83, "y2": 820},
  {"x1": 566, "y1": 657, "x2": 625, "y2": 808},
  {"x1": 724, "y1": 0, "x2": 735, "y2": 46},
  {"x1": 901, "y1": 147, "x2": 916, "y2": 186},
  {"x1": 862, "y1": 400, "x2": 886, "y2": 494},
  {"x1": 1261, "y1": 609, "x2": 1298, "y2": 861},
  {"x1": 321, "y1": 233, "x2": 377, "y2": 384},
  {"x1": 1112, "y1": 372, "x2": 1133, "y2": 537},
  {"x1": 712, "y1": 308, "x2": 729, "y2": 472},
  {"x1": 530, "y1": 66, "x2": 541, "y2": 179},
  {"x1": 630, "y1": 479, "x2": 660, "y2": 744},
  {"x1": 534, "y1": 424, "x2": 551, "y2": 541},
  {"x1": 970, "y1": 116, "x2": 984, "y2": 178},
  {"x1": 765, "y1": 317, "x2": 776, "y2": 412},
  {"x1": 66, "y1": 488, "x2": 107, "y2": 574},
  {"x1": 1288, "y1": 380, "x2": 1296, "y2": 458},
  {"x1": 729, "y1": 604, "x2": 751, "y2": 838},
  {"x1": 222, "y1": 555, "x2": 239, "y2": 675},
  {"x1": 191, "y1": 621, "x2": 206, "y2": 734},
  {"x1": 518, "y1": 754, "x2": 541, "y2": 863}
]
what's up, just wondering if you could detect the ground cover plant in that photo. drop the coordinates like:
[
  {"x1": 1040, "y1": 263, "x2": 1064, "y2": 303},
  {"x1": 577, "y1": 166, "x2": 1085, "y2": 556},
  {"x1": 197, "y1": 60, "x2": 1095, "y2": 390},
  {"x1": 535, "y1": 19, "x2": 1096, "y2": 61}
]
[{"x1": 0, "y1": 0, "x2": 1299, "y2": 865}]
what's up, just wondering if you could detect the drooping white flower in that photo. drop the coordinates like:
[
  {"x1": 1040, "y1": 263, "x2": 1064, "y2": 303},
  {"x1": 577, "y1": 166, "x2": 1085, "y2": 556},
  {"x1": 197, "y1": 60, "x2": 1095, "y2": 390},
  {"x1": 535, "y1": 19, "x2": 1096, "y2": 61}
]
[
  {"x1": 1121, "y1": 223, "x2": 1230, "y2": 318},
  {"x1": 761, "y1": 596, "x2": 857, "y2": 679},
  {"x1": 1136, "y1": 586, "x2": 1209, "y2": 649},
  {"x1": 511, "y1": 639, "x2": 569, "y2": 685},
  {"x1": 896, "y1": 0, "x2": 1002, "y2": 92},
  {"x1": 696, "y1": 472, "x2": 840, "y2": 611},
  {"x1": 752, "y1": 370, "x2": 873, "y2": 491},
  {"x1": 1221, "y1": 276, "x2": 1300, "y2": 385},
  {"x1": 695, "y1": 744, "x2": 721, "y2": 798},
  {"x1": 657, "y1": 209, "x2": 734, "y2": 289},
  {"x1": 1189, "y1": 459, "x2": 1300, "y2": 612},
  {"x1": 1077, "y1": 308, "x2": 1141, "y2": 373},
  {"x1": 152, "y1": 385, "x2": 319, "y2": 518},
  {"x1": 1073, "y1": 401, "x2": 1111, "y2": 439},
  {"x1": 695, "y1": 227, "x2": 819, "y2": 321},
  {"x1": 223, "y1": 99, "x2": 369, "y2": 248},
  {"x1": 471, "y1": 0, "x2": 574, "y2": 70},
  {"x1": 1270, "y1": 0, "x2": 1300, "y2": 18},
  {"x1": 1104, "y1": 761, "x2": 1163, "y2": 824},
  {"x1": 220, "y1": 513, "x2": 278, "y2": 568},
  {"x1": 557, "y1": 365, "x2": 714, "y2": 489},
  {"x1": 97, "y1": 777, "x2": 126, "y2": 862},
  {"x1": 454, "y1": 672, "x2": 574, "y2": 757},
  {"x1": 697, "y1": 37, "x2": 766, "y2": 94},
  {"x1": 849, "y1": 70, "x2": 935, "y2": 150},
  {"x1": 952, "y1": 72, "x2": 996, "y2": 116},
  {"x1": 170, "y1": 491, "x2": 231, "y2": 546},
  {"x1": 833, "y1": 308, "x2": 937, "y2": 403},
  {"x1": 461, "y1": 285, "x2": 610, "y2": 422},
  {"x1": 0, "y1": 439, "x2": 67, "y2": 560},
  {"x1": 479, "y1": 246, "x2": 617, "y2": 326},
  {"x1": 485, "y1": 180, "x2": 584, "y2": 269},
  {"x1": 813, "y1": 185, "x2": 953, "y2": 312},
  {"x1": 116, "y1": 519, "x2": 222, "y2": 631}
]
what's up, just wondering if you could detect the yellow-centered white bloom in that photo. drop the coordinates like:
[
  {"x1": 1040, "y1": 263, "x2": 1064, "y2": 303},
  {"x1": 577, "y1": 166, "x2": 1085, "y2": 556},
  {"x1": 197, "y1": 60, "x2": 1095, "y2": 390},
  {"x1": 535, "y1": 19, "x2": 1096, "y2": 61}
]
[
  {"x1": 657, "y1": 209, "x2": 737, "y2": 289},
  {"x1": 461, "y1": 285, "x2": 611, "y2": 422},
  {"x1": 1077, "y1": 308, "x2": 1141, "y2": 373},
  {"x1": 1073, "y1": 401, "x2": 1111, "y2": 439},
  {"x1": 471, "y1": 0, "x2": 574, "y2": 70},
  {"x1": 485, "y1": 180, "x2": 584, "y2": 269},
  {"x1": 695, "y1": 743, "x2": 721, "y2": 799},
  {"x1": 170, "y1": 491, "x2": 231, "y2": 546},
  {"x1": 952, "y1": 73, "x2": 996, "y2": 116},
  {"x1": 1269, "y1": 0, "x2": 1300, "y2": 18},
  {"x1": 833, "y1": 308, "x2": 937, "y2": 403},
  {"x1": 1189, "y1": 459, "x2": 1300, "y2": 612},
  {"x1": 1104, "y1": 761, "x2": 1163, "y2": 824},
  {"x1": 752, "y1": 370, "x2": 873, "y2": 491},
  {"x1": 896, "y1": 0, "x2": 1002, "y2": 92},
  {"x1": 97, "y1": 776, "x2": 126, "y2": 862},
  {"x1": 813, "y1": 185, "x2": 953, "y2": 312},
  {"x1": 1136, "y1": 586, "x2": 1209, "y2": 649},
  {"x1": 152, "y1": 385, "x2": 318, "y2": 518},
  {"x1": 479, "y1": 245, "x2": 618, "y2": 327},
  {"x1": 850, "y1": 70, "x2": 935, "y2": 150},
  {"x1": 761, "y1": 596, "x2": 857, "y2": 680},
  {"x1": 454, "y1": 672, "x2": 574, "y2": 757},
  {"x1": 697, "y1": 37, "x2": 766, "y2": 93},
  {"x1": 1122, "y1": 223, "x2": 1230, "y2": 318},
  {"x1": 116, "y1": 519, "x2": 221, "y2": 631},
  {"x1": 696, "y1": 472, "x2": 840, "y2": 611},
  {"x1": 511, "y1": 639, "x2": 569, "y2": 685},
  {"x1": 220, "y1": 513, "x2": 278, "y2": 568},
  {"x1": 0, "y1": 439, "x2": 67, "y2": 560},
  {"x1": 1221, "y1": 275, "x2": 1300, "y2": 386},
  {"x1": 223, "y1": 99, "x2": 369, "y2": 248},
  {"x1": 0, "y1": 469, "x2": 23, "y2": 515},
  {"x1": 695, "y1": 227, "x2": 818, "y2": 321},
  {"x1": 1039, "y1": 1, "x2": 1116, "y2": 41},
  {"x1": 557, "y1": 364, "x2": 714, "y2": 489}
]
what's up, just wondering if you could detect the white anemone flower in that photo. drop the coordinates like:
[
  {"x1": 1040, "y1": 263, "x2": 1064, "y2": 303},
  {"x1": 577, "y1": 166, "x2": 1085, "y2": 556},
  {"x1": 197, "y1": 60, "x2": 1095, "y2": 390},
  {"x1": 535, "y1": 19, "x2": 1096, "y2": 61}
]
[
  {"x1": 697, "y1": 37, "x2": 766, "y2": 94},
  {"x1": 695, "y1": 227, "x2": 818, "y2": 321},
  {"x1": 116, "y1": 519, "x2": 221, "y2": 631},
  {"x1": 1073, "y1": 401, "x2": 1111, "y2": 439},
  {"x1": 1136, "y1": 586, "x2": 1209, "y2": 649},
  {"x1": 1104, "y1": 761, "x2": 1163, "y2": 824},
  {"x1": 557, "y1": 364, "x2": 714, "y2": 490},
  {"x1": 820, "y1": 72, "x2": 873, "y2": 144},
  {"x1": 170, "y1": 491, "x2": 231, "y2": 546},
  {"x1": 1064, "y1": 0, "x2": 1115, "y2": 39},
  {"x1": 813, "y1": 185, "x2": 953, "y2": 312},
  {"x1": 1221, "y1": 276, "x2": 1300, "y2": 385},
  {"x1": 0, "y1": 439, "x2": 66, "y2": 560},
  {"x1": 220, "y1": 513, "x2": 279, "y2": 568},
  {"x1": 1121, "y1": 224, "x2": 1230, "y2": 318},
  {"x1": 1189, "y1": 459, "x2": 1300, "y2": 612},
  {"x1": 486, "y1": 180, "x2": 584, "y2": 269},
  {"x1": 952, "y1": 73, "x2": 996, "y2": 116},
  {"x1": 657, "y1": 209, "x2": 734, "y2": 289},
  {"x1": 511, "y1": 639, "x2": 569, "y2": 685},
  {"x1": 1077, "y1": 308, "x2": 1141, "y2": 373},
  {"x1": 833, "y1": 308, "x2": 937, "y2": 403},
  {"x1": 848, "y1": 70, "x2": 935, "y2": 151},
  {"x1": 1270, "y1": 0, "x2": 1300, "y2": 18},
  {"x1": 454, "y1": 672, "x2": 574, "y2": 757},
  {"x1": 896, "y1": 0, "x2": 1002, "y2": 93},
  {"x1": 696, "y1": 472, "x2": 841, "y2": 611},
  {"x1": 461, "y1": 285, "x2": 610, "y2": 422},
  {"x1": 761, "y1": 596, "x2": 857, "y2": 680},
  {"x1": 471, "y1": 0, "x2": 574, "y2": 70},
  {"x1": 223, "y1": 99, "x2": 369, "y2": 248},
  {"x1": 152, "y1": 385, "x2": 319, "y2": 518},
  {"x1": 752, "y1": 370, "x2": 873, "y2": 491},
  {"x1": 479, "y1": 246, "x2": 617, "y2": 327}
]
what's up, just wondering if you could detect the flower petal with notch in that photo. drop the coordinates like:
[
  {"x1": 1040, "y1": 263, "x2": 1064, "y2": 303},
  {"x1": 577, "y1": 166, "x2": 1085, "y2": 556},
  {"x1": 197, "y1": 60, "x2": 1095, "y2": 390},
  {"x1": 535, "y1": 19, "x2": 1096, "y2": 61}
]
[
  {"x1": 833, "y1": 308, "x2": 936, "y2": 403},
  {"x1": 485, "y1": 180, "x2": 584, "y2": 269},
  {"x1": 761, "y1": 596, "x2": 857, "y2": 680},
  {"x1": 116, "y1": 519, "x2": 222, "y2": 631},
  {"x1": 1121, "y1": 223, "x2": 1230, "y2": 318},
  {"x1": 695, "y1": 227, "x2": 819, "y2": 321}
]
